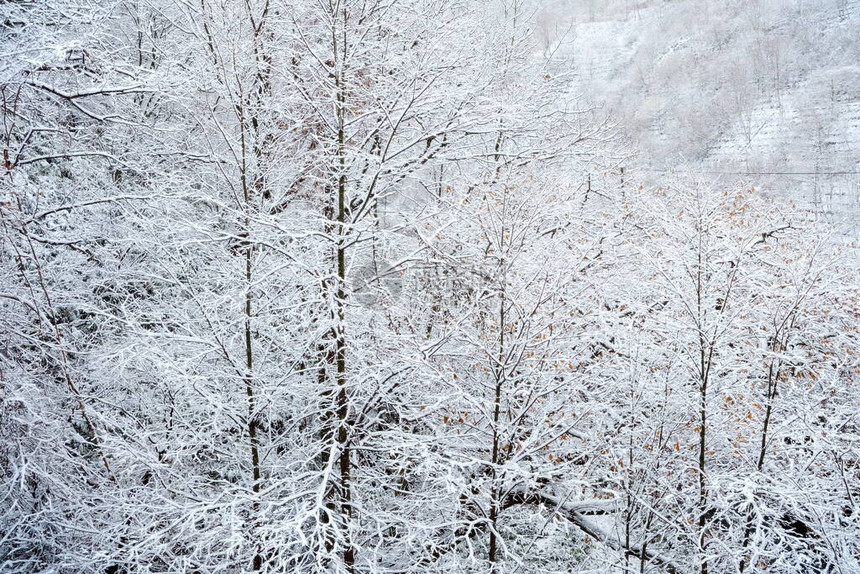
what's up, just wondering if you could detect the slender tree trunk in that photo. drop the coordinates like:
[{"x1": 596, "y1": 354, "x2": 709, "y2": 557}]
[
  {"x1": 199, "y1": 6, "x2": 267, "y2": 566},
  {"x1": 487, "y1": 297, "x2": 505, "y2": 573},
  {"x1": 333, "y1": 10, "x2": 355, "y2": 571},
  {"x1": 238, "y1": 99, "x2": 263, "y2": 570},
  {"x1": 488, "y1": 193, "x2": 508, "y2": 572},
  {"x1": 244, "y1": 236, "x2": 262, "y2": 572},
  {"x1": 697, "y1": 363, "x2": 708, "y2": 574},
  {"x1": 696, "y1": 237, "x2": 709, "y2": 574},
  {"x1": 739, "y1": 341, "x2": 785, "y2": 573},
  {"x1": 336, "y1": 174, "x2": 355, "y2": 572}
]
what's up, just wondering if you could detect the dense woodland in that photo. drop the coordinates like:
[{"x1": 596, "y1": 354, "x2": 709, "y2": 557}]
[{"x1": 1, "y1": 1, "x2": 858, "y2": 573}]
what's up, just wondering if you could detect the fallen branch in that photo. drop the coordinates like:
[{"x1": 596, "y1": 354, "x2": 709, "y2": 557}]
[{"x1": 505, "y1": 489, "x2": 683, "y2": 574}]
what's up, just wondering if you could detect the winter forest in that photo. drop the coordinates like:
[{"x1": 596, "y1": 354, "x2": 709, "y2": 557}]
[{"x1": 1, "y1": 0, "x2": 859, "y2": 572}]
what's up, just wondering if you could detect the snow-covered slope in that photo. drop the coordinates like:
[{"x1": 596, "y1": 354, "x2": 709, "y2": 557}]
[{"x1": 541, "y1": 0, "x2": 860, "y2": 234}]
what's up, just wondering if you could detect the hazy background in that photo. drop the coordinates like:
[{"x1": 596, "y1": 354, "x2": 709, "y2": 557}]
[{"x1": 538, "y1": 0, "x2": 860, "y2": 235}]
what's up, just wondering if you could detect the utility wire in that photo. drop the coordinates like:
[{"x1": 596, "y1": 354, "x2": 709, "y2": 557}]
[{"x1": 646, "y1": 170, "x2": 860, "y2": 176}]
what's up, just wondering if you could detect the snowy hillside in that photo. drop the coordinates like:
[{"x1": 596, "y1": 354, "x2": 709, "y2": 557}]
[{"x1": 542, "y1": 0, "x2": 860, "y2": 233}]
